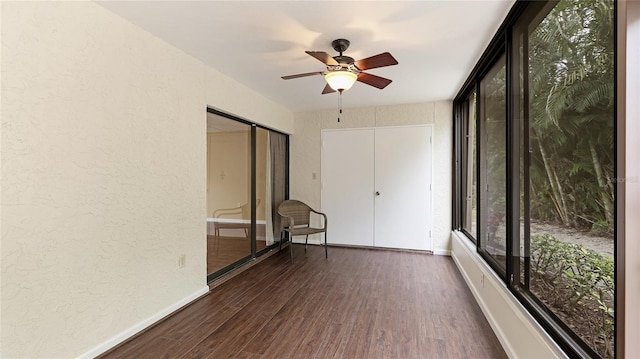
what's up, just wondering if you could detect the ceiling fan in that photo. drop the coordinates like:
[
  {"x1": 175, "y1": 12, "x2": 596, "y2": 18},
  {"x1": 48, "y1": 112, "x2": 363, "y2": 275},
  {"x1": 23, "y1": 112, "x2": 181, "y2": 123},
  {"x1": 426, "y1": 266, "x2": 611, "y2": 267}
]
[{"x1": 281, "y1": 38, "x2": 398, "y2": 94}]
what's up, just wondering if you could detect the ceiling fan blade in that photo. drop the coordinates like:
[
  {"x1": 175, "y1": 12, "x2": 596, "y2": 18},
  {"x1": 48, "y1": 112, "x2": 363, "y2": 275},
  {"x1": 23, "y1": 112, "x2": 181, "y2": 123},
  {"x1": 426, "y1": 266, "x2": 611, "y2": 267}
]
[
  {"x1": 306, "y1": 51, "x2": 339, "y2": 66},
  {"x1": 357, "y1": 72, "x2": 393, "y2": 89},
  {"x1": 354, "y1": 52, "x2": 398, "y2": 71},
  {"x1": 281, "y1": 71, "x2": 323, "y2": 80},
  {"x1": 322, "y1": 83, "x2": 336, "y2": 94}
]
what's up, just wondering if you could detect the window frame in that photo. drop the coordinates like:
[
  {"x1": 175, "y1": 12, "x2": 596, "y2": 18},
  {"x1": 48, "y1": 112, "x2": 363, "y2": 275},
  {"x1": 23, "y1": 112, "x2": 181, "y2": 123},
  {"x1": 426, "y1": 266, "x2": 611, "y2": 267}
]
[
  {"x1": 476, "y1": 52, "x2": 508, "y2": 280},
  {"x1": 452, "y1": 1, "x2": 618, "y2": 357},
  {"x1": 457, "y1": 88, "x2": 479, "y2": 243}
]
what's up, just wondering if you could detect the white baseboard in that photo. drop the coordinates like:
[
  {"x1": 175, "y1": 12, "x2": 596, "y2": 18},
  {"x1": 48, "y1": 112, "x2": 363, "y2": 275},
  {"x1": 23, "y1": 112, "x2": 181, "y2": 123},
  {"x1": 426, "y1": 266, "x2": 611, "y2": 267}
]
[
  {"x1": 79, "y1": 285, "x2": 210, "y2": 359},
  {"x1": 305, "y1": 239, "x2": 445, "y2": 255},
  {"x1": 432, "y1": 248, "x2": 451, "y2": 256}
]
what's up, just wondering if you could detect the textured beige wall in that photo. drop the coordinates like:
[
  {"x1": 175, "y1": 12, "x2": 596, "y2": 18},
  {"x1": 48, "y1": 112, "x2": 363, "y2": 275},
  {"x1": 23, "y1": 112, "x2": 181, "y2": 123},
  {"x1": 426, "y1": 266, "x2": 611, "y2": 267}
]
[
  {"x1": 204, "y1": 71, "x2": 293, "y2": 134},
  {"x1": 291, "y1": 101, "x2": 453, "y2": 252},
  {"x1": 0, "y1": 2, "x2": 292, "y2": 358}
]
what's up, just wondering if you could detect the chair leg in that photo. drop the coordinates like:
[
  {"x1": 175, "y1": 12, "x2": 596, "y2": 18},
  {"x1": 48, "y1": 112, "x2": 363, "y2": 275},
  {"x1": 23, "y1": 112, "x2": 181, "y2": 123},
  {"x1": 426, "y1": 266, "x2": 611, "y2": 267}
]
[
  {"x1": 289, "y1": 236, "x2": 294, "y2": 264},
  {"x1": 279, "y1": 232, "x2": 283, "y2": 252},
  {"x1": 325, "y1": 232, "x2": 328, "y2": 259},
  {"x1": 305, "y1": 235, "x2": 308, "y2": 251}
]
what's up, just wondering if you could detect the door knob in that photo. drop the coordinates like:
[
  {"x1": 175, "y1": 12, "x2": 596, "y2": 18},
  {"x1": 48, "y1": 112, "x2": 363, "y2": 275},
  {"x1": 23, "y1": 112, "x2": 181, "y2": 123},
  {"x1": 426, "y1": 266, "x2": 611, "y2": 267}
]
[{"x1": 375, "y1": 191, "x2": 380, "y2": 196}]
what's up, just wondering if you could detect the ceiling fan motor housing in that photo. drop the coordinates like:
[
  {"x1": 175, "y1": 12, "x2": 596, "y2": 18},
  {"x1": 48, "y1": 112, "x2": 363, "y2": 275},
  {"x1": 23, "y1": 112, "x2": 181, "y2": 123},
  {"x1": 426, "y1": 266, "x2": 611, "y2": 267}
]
[
  {"x1": 333, "y1": 55, "x2": 355, "y2": 65},
  {"x1": 331, "y1": 38, "x2": 350, "y2": 54}
]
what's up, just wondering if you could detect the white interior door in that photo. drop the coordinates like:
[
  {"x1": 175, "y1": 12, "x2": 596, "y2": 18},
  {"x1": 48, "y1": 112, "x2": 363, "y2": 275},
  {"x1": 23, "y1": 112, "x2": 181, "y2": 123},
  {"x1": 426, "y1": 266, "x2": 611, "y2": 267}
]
[
  {"x1": 321, "y1": 126, "x2": 432, "y2": 251},
  {"x1": 321, "y1": 129, "x2": 375, "y2": 246},
  {"x1": 374, "y1": 126, "x2": 432, "y2": 250}
]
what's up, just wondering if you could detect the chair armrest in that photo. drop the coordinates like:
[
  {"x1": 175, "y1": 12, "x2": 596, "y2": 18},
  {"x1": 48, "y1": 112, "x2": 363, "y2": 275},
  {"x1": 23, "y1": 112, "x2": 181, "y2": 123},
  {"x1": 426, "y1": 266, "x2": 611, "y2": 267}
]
[
  {"x1": 311, "y1": 209, "x2": 328, "y2": 230},
  {"x1": 213, "y1": 206, "x2": 242, "y2": 219}
]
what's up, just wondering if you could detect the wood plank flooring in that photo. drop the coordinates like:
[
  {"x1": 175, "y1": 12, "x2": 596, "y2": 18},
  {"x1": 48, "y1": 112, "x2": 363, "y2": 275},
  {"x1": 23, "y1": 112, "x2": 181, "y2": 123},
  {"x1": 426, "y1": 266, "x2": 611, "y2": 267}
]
[
  {"x1": 207, "y1": 236, "x2": 268, "y2": 274},
  {"x1": 101, "y1": 245, "x2": 507, "y2": 359}
]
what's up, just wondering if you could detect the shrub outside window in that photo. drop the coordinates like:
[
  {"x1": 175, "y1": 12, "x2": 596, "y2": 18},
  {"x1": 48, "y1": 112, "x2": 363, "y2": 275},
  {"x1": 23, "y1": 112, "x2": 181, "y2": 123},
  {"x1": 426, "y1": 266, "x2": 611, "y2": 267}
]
[{"x1": 453, "y1": 0, "x2": 615, "y2": 357}]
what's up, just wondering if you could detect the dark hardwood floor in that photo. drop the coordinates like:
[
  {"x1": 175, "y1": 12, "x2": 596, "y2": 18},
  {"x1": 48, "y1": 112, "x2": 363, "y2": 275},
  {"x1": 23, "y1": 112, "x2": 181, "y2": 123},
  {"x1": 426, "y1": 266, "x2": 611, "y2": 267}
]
[
  {"x1": 207, "y1": 235, "x2": 268, "y2": 274},
  {"x1": 101, "y1": 245, "x2": 507, "y2": 359}
]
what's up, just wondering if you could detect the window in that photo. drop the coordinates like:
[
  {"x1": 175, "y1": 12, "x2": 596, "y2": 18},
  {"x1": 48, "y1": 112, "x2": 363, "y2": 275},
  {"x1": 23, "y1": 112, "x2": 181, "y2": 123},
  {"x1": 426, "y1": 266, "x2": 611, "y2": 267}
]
[
  {"x1": 479, "y1": 55, "x2": 507, "y2": 274},
  {"x1": 454, "y1": 0, "x2": 615, "y2": 357},
  {"x1": 462, "y1": 91, "x2": 478, "y2": 240},
  {"x1": 206, "y1": 110, "x2": 289, "y2": 282},
  {"x1": 513, "y1": 1, "x2": 615, "y2": 357},
  {"x1": 206, "y1": 114, "x2": 253, "y2": 276}
]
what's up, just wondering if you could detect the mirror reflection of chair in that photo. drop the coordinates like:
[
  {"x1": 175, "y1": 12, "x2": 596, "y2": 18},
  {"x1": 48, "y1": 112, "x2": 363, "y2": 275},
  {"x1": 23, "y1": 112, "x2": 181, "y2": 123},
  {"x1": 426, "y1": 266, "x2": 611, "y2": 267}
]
[
  {"x1": 277, "y1": 199, "x2": 328, "y2": 263},
  {"x1": 212, "y1": 199, "x2": 261, "y2": 238}
]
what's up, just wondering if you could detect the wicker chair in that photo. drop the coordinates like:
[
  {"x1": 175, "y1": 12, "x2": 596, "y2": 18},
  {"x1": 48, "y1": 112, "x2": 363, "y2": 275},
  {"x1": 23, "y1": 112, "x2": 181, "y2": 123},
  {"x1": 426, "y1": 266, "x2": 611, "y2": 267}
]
[
  {"x1": 212, "y1": 199, "x2": 261, "y2": 238},
  {"x1": 277, "y1": 200, "x2": 328, "y2": 263}
]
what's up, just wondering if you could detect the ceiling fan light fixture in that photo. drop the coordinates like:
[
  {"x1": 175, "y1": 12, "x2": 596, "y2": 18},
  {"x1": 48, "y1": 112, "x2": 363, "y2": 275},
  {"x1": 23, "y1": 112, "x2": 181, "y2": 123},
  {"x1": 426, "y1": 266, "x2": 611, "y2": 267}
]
[{"x1": 324, "y1": 70, "x2": 357, "y2": 92}]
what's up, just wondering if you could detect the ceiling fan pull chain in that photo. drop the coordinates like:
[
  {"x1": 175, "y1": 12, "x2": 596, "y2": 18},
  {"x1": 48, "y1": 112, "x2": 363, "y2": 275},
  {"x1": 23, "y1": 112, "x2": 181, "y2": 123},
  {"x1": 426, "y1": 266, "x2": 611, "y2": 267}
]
[{"x1": 338, "y1": 90, "x2": 343, "y2": 122}]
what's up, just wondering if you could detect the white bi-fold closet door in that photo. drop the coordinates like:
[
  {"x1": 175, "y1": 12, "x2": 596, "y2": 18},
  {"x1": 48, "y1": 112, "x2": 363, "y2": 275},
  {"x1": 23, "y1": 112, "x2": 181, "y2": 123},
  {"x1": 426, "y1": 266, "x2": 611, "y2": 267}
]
[{"x1": 321, "y1": 125, "x2": 433, "y2": 251}]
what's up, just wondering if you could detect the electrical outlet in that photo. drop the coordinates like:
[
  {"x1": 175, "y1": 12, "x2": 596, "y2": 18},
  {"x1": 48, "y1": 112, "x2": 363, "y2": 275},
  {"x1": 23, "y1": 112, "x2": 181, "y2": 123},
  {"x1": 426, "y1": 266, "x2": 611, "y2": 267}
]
[{"x1": 178, "y1": 254, "x2": 186, "y2": 268}]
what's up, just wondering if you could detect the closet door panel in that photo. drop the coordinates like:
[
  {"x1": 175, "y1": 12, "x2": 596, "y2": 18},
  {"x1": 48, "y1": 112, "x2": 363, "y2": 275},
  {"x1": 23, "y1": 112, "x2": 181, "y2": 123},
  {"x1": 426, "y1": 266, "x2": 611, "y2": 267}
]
[
  {"x1": 374, "y1": 126, "x2": 432, "y2": 250},
  {"x1": 321, "y1": 129, "x2": 375, "y2": 247}
]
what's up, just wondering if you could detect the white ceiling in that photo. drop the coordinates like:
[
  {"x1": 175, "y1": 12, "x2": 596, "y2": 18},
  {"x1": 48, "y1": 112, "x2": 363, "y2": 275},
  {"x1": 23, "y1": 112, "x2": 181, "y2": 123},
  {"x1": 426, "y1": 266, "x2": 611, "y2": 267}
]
[{"x1": 98, "y1": 1, "x2": 514, "y2": 112}]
